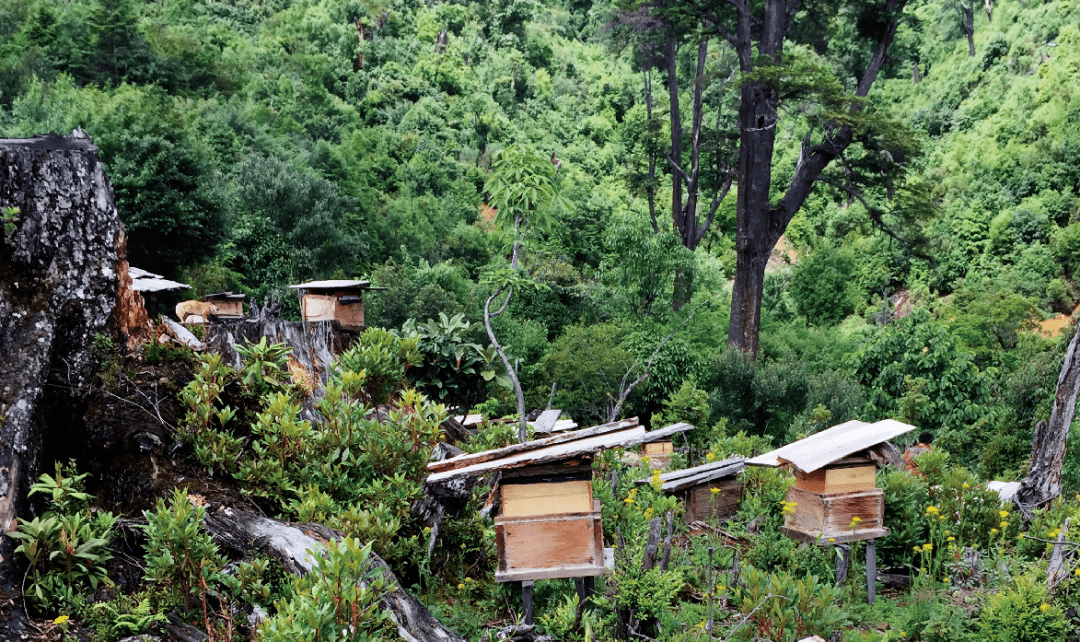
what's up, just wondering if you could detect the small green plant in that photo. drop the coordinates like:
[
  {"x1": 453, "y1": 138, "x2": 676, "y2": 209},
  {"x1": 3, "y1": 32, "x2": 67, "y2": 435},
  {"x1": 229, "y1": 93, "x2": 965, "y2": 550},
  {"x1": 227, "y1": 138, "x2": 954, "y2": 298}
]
[
  {"x1": 84, "y1": 591, "x2": 169, "y2": 642},
  {"x1": 729, "y1": 567, "x2": 847, "y2": 641},
  {"x1": 8, "y1": 462, "x2": 117, "y2": 611},
  {"x1": 971, "y1": 573, "x2": 1068, "y2": 642},
  {"x1": 93, "y1": 332, "x2": 119, "y2": 381},
  {"x1": 235, "y1": 337, "x2": 293, "y2": 394},
  {"x1": 258, "y1": 537, "x2": 394, "y2": 641},
  {"x1": 2, "y1": 205, "x2": 19, "y2": 238},
  {"x1": 145, "y1": 340, "x2": 192, "y2": 365},
  {"x1": 142, "y1": 488, "x2": 228, "y2": 617}
]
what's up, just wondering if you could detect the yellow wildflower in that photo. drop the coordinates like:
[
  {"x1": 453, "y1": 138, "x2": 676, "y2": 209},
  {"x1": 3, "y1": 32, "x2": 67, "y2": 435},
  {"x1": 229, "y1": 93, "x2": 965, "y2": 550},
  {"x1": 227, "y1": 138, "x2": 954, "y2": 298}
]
[
  {"x1": 926, "y1": 505, "x2": 940, "y2": 516},
  {"x1": 706, "y1": 452, "x2": 716, "y2": 462},
  {"x1": 1000, "y1": 521, "x2": 1008, "y2": 529},
  {"x1": 1040, "y1": 603, "x2": 1050, "y2": 613},
  {"x1": 922, "y1": 543, "x2": 933, "y2": 551},
  {"x1": 947, "y1": 536, "x2": 955, "y2": 542},
  {"x1": 458, "y1": 583, "x2": 465, "y2": 590},
  {"x1": 624, "y1": 498, "x2": 635, "y2": 504},
  {"x1": 829, "y1": 538, "x2": 836, "y2": 543},
  {"x1": 991, "y1": 528, "x2": 998, "y2": 535},
  {"x1": 53, "y1": 615, "x2": 69, "y2": 626},
  {"x1": 1018, "y1": 533, "x2": 1025, "y2": 539},
  {"x1": 710, "y1": 487, "x2": 721, "y2": 495},
  {"x1": 999, "y1": 510, "x2": 1009, "y2": 519},
  {"x1": 963, "y1": 482, "x2": 970, "y2": 489}
]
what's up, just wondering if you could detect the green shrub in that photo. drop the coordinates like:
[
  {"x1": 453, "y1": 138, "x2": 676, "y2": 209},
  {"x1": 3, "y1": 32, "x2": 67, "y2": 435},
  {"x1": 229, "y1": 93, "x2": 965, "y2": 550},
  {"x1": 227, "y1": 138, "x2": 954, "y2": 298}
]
[
  {"x1": 8, "y1": 462, "x2": 117, "y2": 611},
  {"x1": 728, "y1": 567, "x2": 847, "y2": 641},
  {"x1": 142, "y1": 488, "x2": 228, "y2": 614},
  {"x1": 892, "y1": 588, "x2": 972, "y2": 642},
  {"x1": 336, "y1": 327, "x2": 420, "y2": 406},
  {"x1": 258, "y1": 538, "x2": 394, "y2": 641},
  {"x1": 971, "y1": 574, "x2": 1068, "y2": 642}
]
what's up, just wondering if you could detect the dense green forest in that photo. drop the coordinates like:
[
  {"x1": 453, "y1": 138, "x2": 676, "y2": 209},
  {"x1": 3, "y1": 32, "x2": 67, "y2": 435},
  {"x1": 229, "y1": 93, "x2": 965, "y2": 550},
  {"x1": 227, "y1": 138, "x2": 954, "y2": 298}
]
[{"x1": 3, "y1": 0, "x2": 1080, "y2": 639}]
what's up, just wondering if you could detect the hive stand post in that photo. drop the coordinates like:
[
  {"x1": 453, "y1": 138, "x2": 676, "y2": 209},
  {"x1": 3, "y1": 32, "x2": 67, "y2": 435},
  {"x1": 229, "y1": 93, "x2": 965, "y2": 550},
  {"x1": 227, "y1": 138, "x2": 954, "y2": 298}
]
[
  {"x1": 522, "y1": 580, "x2": 535, "y2": 625},
  {"x1": 834, "y1": 543, "x2": 851, "y2": 585},
  {"x1": 574, "y1": 577, "x2": 595, "y2": 603},
  {"x1": 866, "y1": 539, "x2": 877, "y2": 604}
]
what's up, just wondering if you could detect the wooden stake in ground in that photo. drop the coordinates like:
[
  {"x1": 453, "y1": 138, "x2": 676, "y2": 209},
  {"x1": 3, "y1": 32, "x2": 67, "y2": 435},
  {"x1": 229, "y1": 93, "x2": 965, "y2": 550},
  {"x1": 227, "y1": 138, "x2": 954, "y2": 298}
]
[{"x1": 1017, "y1": 324, "x2": 1080, "y2": 514}]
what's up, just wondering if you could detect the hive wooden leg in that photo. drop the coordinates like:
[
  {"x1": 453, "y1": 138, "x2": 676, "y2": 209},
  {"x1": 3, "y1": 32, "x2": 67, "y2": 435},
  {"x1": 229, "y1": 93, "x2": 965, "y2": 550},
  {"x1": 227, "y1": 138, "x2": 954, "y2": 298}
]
[
  {"x1": 866, "y1": 539, "x2": 877, "y2": 605},
  {"x1": 522, "y1": 580, "x2": 535, "y2": 625},
  {"x1": 834, "y1": 543, "x2": 851, "y2": 585}
]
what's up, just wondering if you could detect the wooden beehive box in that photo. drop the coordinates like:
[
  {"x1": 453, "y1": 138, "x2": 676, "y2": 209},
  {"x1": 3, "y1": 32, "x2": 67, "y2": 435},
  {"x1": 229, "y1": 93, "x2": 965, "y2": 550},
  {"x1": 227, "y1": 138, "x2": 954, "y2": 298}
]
[
  {"x1": 289, "y1": 280, "x2": 385, "y2": 331},
  {"x1": 203, "y1": 292, "x2": 245, "y2": 318},
  {"x1": 638, "y1": 457, "x2": 745, "y2": 524},
  {"x1": 494, "y1": 466, "x2": 607, "y2": 582},
  {"x1": 425, "y1": 418, "x2": 696, "y2": 584},
  {"x1": 746, "y1": 419, "x2": 915, "y2": 544}
]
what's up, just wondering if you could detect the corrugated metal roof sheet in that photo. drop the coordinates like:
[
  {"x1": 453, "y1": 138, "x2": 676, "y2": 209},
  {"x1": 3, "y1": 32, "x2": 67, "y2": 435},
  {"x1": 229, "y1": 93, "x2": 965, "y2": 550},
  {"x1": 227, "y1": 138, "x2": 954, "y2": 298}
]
[
  {"x1": 289, "y1": 280, "x2": 372, "y2": 290},
  {"x1": 745, "y1": 418, "x2": 915, "y2": 473},
  {"x1": 129, "y1": 266, "x2": 190, "y2": 292}
]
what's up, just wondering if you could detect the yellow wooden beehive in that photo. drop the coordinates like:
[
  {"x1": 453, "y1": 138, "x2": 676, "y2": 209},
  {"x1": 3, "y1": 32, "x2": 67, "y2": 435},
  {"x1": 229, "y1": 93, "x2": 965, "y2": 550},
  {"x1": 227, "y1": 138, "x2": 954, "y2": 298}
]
[{"x1": 494, "y1": 468, "x2": 607, "y2": 582}]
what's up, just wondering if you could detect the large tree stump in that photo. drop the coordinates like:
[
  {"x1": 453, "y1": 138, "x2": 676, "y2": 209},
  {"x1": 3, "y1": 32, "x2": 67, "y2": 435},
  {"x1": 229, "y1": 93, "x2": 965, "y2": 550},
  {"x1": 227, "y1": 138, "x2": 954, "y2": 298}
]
[
  {"x1": 0, "y1": 131, "x2": 123, "y2": 630},
  {"x1": 1017, "y1": 325, "x2": 1080, "y2": 514}
]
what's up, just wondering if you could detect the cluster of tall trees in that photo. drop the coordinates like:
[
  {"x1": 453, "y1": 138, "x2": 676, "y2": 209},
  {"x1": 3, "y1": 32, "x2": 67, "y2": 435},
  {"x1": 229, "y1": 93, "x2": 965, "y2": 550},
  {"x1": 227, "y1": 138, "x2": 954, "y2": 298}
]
[{"x1": 3, "y1": 0, "x2": 1080, "y2": 477}]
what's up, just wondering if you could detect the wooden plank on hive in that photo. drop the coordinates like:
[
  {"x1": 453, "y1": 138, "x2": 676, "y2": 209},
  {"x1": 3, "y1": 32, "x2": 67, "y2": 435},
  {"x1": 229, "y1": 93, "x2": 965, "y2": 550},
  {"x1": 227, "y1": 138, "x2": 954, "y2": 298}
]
[
  {"x1": 501, "y1": 481, "x2": 593, "y2": 517},
  {"x1": 644, "y1": 441, "x2": 673, "y2": 455},
  {"x1": 824, "y1": 466, "x2": 876, "y2": 493},
  {"x1": 426, "y1": 417, "x2": 639, "y2": 474},
  {"x1": 656, "y1": 460, "x2": 746, "y2": 492},
  {"x1": 635, "y1": 457, "x2": 746, "y2": 485},
  {"x1": 302, "y1": 294, "x2": 336, "y2": 321},
  {"x1": 426, "y1": 425, "x2": 647, "y2": 483},
  {"x1": 530, "y1": 409, "x2": 563, "y2": 434},
  {"x1": 794, "y1": 465, "x2": 875, "y2": 494}
]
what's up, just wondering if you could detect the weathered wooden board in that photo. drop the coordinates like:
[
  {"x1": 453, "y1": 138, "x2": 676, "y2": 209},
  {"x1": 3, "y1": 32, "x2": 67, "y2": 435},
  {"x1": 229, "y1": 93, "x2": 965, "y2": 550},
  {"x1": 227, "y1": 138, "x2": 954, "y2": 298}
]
[
  {"x1": 635, "y1": 457, "x2": 746, "y2": 486},
  {"x1": 746, "y1": 419, "x2": 915, "y2": 473},
  {"x1": 644, "y1": 441, "x2": 674, "y2": 455},
  {"x1": 682, "y1": 479, "x2": 743, "y2": 523},
  {"x1": 794, "y1": 465, "x2": 876, "y2": 494},
  {"x1": 427, "y1": 418, "x2": 640, "y2": 474},
  {"x1": 494, "y1": 503, "x2": 606, "y2": 583},
  {"x1": 303, "y1": 294, "x2": 336, "y2": 320},
  {"x1": 530, "y1": 409, "x2": 563, "y2": 434},
  {"x1": 636, "y1": 458, "x2": 745, "y2": 493},
  {"x1": 783, "y1": 486, "x2": 886, "y2": 542},
  {"x1": 501, "y1": 481, "x2": 593, "y2": 517},
  {"x1": 427, "y1": 426, "x2": 647, "y2": 483}
]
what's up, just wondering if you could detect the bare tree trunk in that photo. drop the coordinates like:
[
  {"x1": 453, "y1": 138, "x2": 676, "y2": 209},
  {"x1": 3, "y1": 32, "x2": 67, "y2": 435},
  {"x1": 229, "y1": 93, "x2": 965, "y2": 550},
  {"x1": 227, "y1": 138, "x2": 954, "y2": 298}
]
[
  {"x1": 0, "y1": 131, "x2": 122, "y2": 634},
  {"x1": 963, "y1": 5, "x2": 976, "y2": 56},
  {"x1": 1016, "y1": 325, "x2": 1080, "y2": 513},
  {"x1": 484, "y1": 285, "x2": 528, "y2": 443},
  {"x1": 913, "y1": 60, "x2": 922, "y2": 84},
  {"x1": 984, "y1": 0, "x2": 993, "y2": 19},
  {"x1": 727, "y1": 0, "x2": 905, "y2": 354}
]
